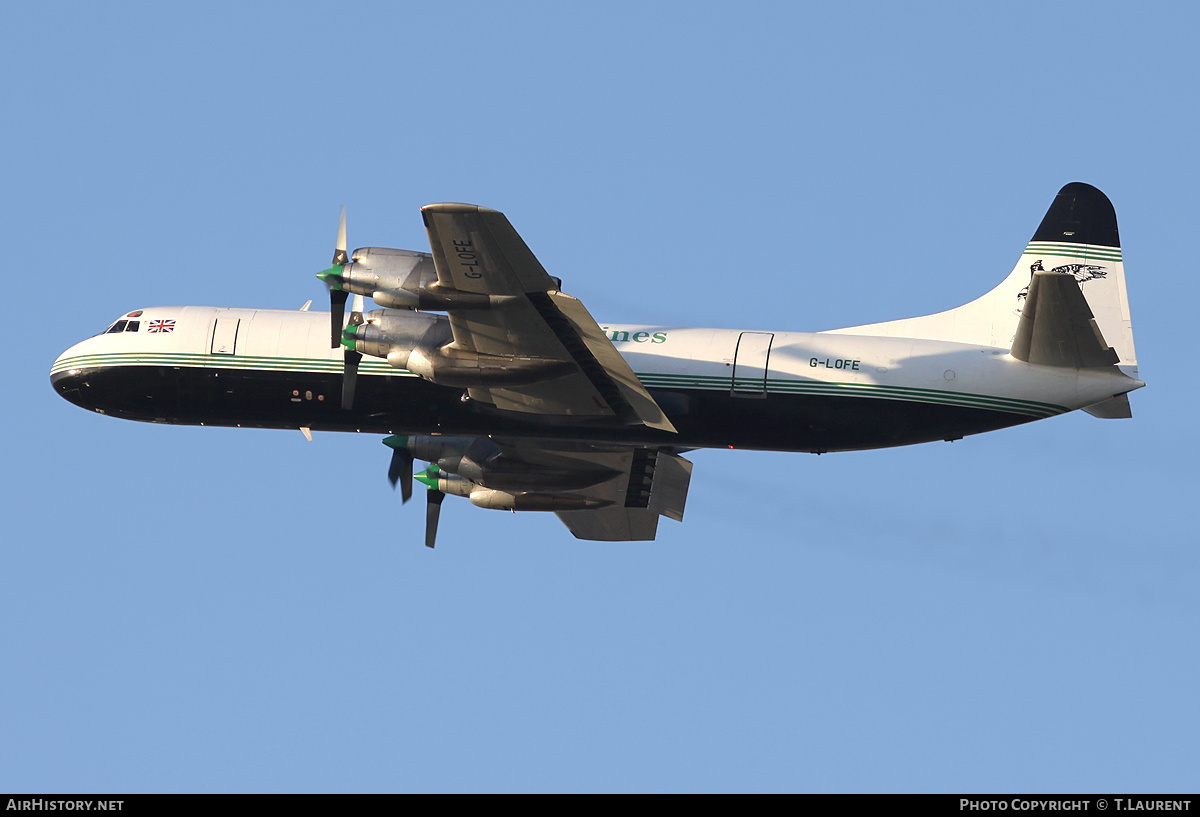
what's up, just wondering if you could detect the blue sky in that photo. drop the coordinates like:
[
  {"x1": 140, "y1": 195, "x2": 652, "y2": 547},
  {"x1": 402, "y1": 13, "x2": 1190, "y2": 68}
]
[{"x1": 3, "y1": 1, "x2": 1197, "y2": 792}]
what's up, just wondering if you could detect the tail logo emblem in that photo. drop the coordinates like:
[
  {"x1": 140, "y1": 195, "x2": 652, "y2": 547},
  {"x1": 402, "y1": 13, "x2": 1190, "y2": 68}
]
[{"x1": 1017, "y1": 260, "x2": 1107, "y2": 302}]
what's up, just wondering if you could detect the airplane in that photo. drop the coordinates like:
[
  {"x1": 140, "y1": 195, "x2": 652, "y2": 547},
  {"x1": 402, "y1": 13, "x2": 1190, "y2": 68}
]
[{"x1": 50, "y1": 183, "x2": 1143, "y2": 546}]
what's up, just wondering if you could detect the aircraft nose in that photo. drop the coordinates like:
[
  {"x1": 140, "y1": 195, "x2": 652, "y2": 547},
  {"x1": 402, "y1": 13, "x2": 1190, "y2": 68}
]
[
  {"x1": 50, "y1": 344, "x2": 94, "y2": 409},
  {"x1": 51, "y1": 364, "x2": 87, "y2": 408}
]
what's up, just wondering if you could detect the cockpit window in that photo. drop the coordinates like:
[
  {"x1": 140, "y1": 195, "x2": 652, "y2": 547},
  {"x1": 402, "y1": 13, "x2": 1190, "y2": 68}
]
[
  {"x1": 106, "y1": 320, "x2": 129, "y2": 334},
  {"x1": 125, "y1": 321, "x2": 140, "y2": 332}
]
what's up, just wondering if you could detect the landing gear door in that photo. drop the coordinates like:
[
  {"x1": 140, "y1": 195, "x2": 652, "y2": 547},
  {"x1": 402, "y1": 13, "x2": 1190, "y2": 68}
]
[
  {"x1": 732, "y1": 332, "x2": 773, "y2": 396},
  {"x1": 211, "y1": 318, "x2": 240, "y2": 355}
]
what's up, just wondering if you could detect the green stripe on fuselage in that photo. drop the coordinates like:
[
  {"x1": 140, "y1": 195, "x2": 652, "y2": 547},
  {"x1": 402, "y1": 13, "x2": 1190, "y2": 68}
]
[{"x1": 54, "y1": 351, "x2": 1063, "y2": 418}]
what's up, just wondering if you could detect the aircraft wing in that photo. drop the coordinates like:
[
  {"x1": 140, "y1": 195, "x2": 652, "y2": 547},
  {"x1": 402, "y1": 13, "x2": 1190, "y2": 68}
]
[
  {"x1": 420, "y1": 203, "x2": 675, "y2": 432},
  {"x1": 488, "y1": 439, "x2": 694, "y2": 541},
  {"x1": 553, "y1": 449, "x2": 693, "y2": 541}
]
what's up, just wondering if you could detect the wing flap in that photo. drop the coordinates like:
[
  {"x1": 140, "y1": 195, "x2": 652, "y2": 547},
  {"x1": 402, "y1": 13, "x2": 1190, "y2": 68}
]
[
  {"x1": 483, "y1": 438, "x2": 693, "y2": 541},
  {"x1": 647, "y1": 451, "x2": 693, "y2": 522},
  {"x1": 554, "y1": 447, "x2": 693, "y2": 541},
  {"x1": 540, "y1": 292, "x2": 676, "y2": 432}
]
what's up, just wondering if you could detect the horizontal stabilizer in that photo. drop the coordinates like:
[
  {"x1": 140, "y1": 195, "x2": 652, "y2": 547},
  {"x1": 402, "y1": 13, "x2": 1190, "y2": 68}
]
[
  {"x1": 1083, "y1": 393, "x2": 1133, "y2": 419},
  {"x1": 1010, "y1": 271, "x2": 1119, "y2": 368}
]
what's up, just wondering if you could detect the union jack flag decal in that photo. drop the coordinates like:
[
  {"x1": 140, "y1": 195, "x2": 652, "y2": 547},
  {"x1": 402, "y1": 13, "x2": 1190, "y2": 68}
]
[{"x1": 148, "y1": 319, "x2": 175, "y2": 333}]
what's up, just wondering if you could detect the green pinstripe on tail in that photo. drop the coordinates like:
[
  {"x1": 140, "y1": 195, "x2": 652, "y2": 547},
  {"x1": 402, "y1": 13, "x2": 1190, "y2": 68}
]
[{"x1": 1023, "y1": 241, "x2": 1121, "y2": 262}]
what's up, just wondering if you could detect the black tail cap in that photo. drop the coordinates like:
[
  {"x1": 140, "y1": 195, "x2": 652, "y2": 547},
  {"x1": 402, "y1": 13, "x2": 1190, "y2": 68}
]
[{"x1": 1030, "y1": 182, "x2": 1120, "y2": 248}]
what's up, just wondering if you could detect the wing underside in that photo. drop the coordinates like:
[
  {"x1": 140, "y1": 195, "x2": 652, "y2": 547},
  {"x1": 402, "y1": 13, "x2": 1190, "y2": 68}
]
[
  {"x1": 400, "y1": 434, "x2": 693, "y2": 543},
  {"x1": 551, "y1": 446, "x2": 693, "y2": 541}
]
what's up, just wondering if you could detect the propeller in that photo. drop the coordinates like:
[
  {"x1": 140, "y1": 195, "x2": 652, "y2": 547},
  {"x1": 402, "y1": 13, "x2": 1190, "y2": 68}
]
[
  {"x1": 316, "y1": 208, "x2": 369, "y2": 410},
  {"x1": 384, "y1": 444, "x2": 443, "y2": 547},
  {"x1": 425, "y1": 490, "x2": 445, "y2": 549},
  {"x1": 316, "y1": 206, "x2": 350, "y2": 349},
  {"x1": 383, "y1": 435, "x2": 414, "y2": 503},
  {"x1": 415, "y1": 465, "x2": 445, "y2": 549},
  {"x1": 338, "y1": 295, "x2": 364, "y2": 407},
  {"x1": 339, "y1": 298, "x2": 365, "y2": 410}
]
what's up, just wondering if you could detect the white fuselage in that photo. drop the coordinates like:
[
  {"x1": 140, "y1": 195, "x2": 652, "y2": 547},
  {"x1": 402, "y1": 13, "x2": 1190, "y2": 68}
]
[{"x1": 51, "y1": 305, "x2": 1138, "y2": 452}]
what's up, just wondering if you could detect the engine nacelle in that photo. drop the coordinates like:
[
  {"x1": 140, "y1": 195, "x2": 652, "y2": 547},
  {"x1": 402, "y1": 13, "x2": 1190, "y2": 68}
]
[
  {"x1": 418, "y1": 472, "x2": 608, "y2": 511},
  {"x1": 389, "y1": 435, "x2": 479, "y2": 465},
  {"x1": 336, "y1": 247, "x2": 437, "y2": 308},
  {"x1": 345, "y1": 310, "x2": 451, "y2": 360},
  {"x1": 344, "y1": 308, "x2": 572, "y2": 388},
  {"x1": 423, "y1": 471, "x2": 475, "y2": 498},
  {"x1": 392, "y1": 346, "x2": 575, "y2": 389},
  {"x1": 468, "y1": 490, "x2": 612, "y2": 512},
  {"x1": 337, "y1": 247, "x2": 500, "y2": 311},
  {"x1": 422, "y1": 472, "x2": 609, "y2": 508},
  {"x1": 389, "y1": 436, "x2": 619, "y2": 493}
]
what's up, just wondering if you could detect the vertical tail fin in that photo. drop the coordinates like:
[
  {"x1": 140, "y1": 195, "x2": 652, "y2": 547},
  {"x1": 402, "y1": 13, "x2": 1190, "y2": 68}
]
[
  {"x1": 830, "y1": 183, "x2": 1138, "y2": 375},
  {"x1": 1009, "y1": 270, "x2": 1120, "y2": 368}
]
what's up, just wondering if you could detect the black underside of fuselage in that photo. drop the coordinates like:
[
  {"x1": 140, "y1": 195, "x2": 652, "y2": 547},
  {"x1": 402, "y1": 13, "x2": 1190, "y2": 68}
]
[{"x1": 51, "y1": 365, "x2": 1035, "y2": 452}]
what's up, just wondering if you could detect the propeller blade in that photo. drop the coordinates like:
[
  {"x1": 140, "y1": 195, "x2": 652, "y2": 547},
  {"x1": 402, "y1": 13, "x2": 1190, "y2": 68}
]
[
  {"x1": 333, "y1": 206, "x2": 348, "y2": 266},
  {"x1": 387, "y1": 447, "x2": 414, "y2": 503},
  {"x1": 341, "y1": 350, "x2": 361, "y2": 410},
  {"x1": 320, "y1": 208, "x2": 350, "y2": 347},
  {"x1": 340, "y1": 310, "x2": 365, "y2": 410},
  {"x1": 328, "y1": 289, "x2": 348, "y2": 348},
  {"x1": 425, "y1": 489, "x2": 445, "y2": 549}
]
